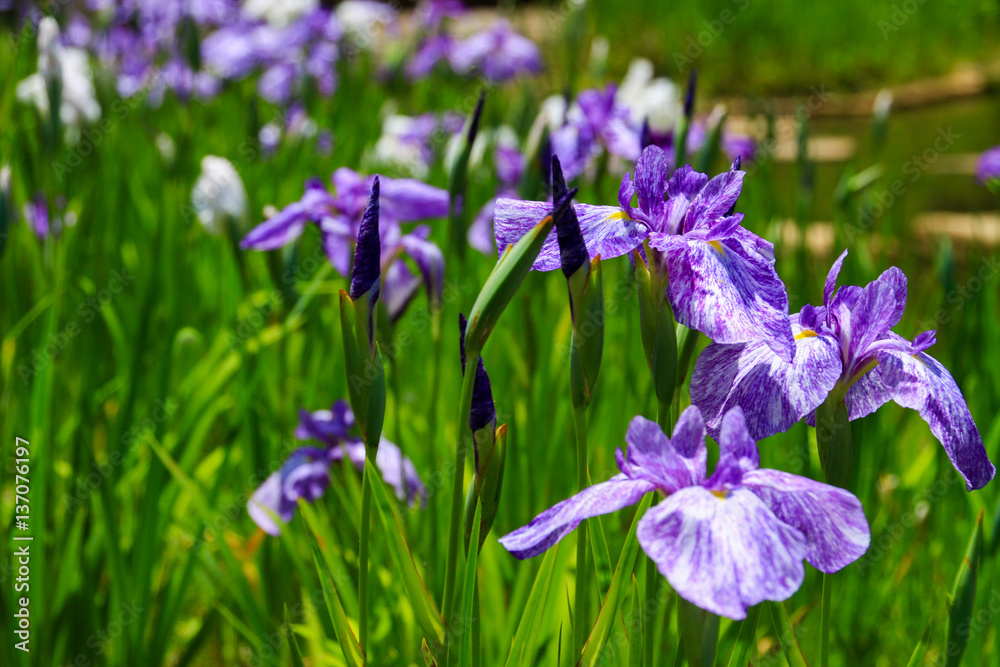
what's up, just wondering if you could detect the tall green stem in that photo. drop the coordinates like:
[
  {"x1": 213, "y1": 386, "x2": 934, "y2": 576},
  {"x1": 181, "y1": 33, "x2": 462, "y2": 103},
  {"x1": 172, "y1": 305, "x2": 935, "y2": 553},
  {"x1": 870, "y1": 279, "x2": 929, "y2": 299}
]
[
  {"x1": 816, "y1": 393, "x2": 852, "y2": 667},
  {"x1": 426, "y1": 307, "x2": 443, "y2": 575},
  {"x1": 647, "y1": 401, "x2": 674, "y2": 665},
  {"x1": 671, "y1": 326, "x2": 701, "y2": 417},
  {"x1": 821, "y1": 572, "x2": 833, "y2": 667},
  {"x1": 359, "y1": 468, "x2": 373, "y2": 657},
  {"x1": 573, "y1": 404, "x2": 591, "y2": 656},
  {"x1": 442, "y1": 357, "x2": 478, "y2": 663}
]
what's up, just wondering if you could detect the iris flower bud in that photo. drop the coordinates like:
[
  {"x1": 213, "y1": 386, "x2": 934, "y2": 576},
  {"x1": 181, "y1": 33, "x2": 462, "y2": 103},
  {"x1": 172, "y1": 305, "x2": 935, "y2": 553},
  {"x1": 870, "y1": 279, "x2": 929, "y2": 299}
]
[{"x1": 340, "y1": 178, "x2": 386, "y2": 448}]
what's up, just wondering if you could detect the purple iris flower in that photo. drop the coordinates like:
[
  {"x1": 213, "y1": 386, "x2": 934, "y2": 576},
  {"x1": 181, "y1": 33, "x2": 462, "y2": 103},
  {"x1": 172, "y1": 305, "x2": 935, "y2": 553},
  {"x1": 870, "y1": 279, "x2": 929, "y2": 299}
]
[
  {"x1": 498, "y1": 406, "x2": 870, "y2": 620},
  {"x1": 573, "y1": 84, "x2": 642, "y2": 162},
  {"x1": 406, "y1": 33, "x2": 455, "y2": 81},
  {"x1": 543, "y1": 85, "x2": 640, "y2": 182},
  {"x1": 448, "y1": 20, "x2": 542, "y2": 82},
  {"x1": 248, "y1": 400, "x2": 427, "y2": 536},
  {"x1": 240, "y1": 167, "x2": 447, "y2": 320},
  {"x1": 975, "y1": 146, "x2": 1000, "y2": 185},
  {"x1": 691, "y1": 250, "x2": 997, "y2": 491},
  {"x1": 494, "y1": 146, "x2": 796, "y2": 361},
  {"x1": 415, "y1": 0, "x2": 467, "y2": 29}
]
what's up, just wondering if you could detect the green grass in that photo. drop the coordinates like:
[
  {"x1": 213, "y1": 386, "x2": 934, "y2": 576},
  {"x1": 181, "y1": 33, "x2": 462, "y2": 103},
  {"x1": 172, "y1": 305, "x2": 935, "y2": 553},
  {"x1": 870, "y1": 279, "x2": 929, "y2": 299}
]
[
  {"x1": 580, "y1": 0, "x2": 1000, "y2": 95},
  {"x1": 2, "y1": 6, "x2": 1000, "y2": 667}
]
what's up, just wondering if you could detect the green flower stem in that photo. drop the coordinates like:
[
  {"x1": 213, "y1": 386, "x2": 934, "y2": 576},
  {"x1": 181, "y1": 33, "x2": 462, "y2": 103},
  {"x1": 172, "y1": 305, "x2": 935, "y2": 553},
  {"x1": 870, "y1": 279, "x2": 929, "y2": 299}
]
[
  {"x1": 677, "y1": 597, "x2": 720, "y2": 667},
  {"x1": 671, "y1": 325, "x2": 701, "y2": 417},
  {"x1": 573, "y1": 403, "x2": 591, "y2": 656},
  {"x1": 821, "y1": 572, "x2": 833, "y2": 667},
  {"x1": 647, "y1": 401, "x2": 674, "y2": 665},
  {"x1": 358, "y1": 420, "x2": 383, "y2": 659},
  {"x1": 442, "y1": 353, "x2": 479, "y2": 662},
  {"x1": 359, "y1": 467, "x2": 373, "y2": 658},
  {"x1": 815, "y1": 393, "x2": 852, "y2": 667},
  {"x1": 425, "y1": 306, "x2": 444, "y2": 577}
]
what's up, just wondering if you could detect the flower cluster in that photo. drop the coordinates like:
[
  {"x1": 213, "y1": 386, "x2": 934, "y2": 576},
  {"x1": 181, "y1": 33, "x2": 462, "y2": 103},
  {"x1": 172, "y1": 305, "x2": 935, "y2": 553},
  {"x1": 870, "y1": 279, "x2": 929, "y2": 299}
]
[{"x1": 493, "y1": 145, "x2": 995, "y2": 620}]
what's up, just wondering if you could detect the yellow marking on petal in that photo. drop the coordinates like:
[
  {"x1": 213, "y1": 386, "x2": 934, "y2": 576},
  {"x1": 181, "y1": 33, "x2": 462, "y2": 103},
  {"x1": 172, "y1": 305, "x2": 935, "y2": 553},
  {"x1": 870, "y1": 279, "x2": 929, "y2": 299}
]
[
  {"x1": 795, "y1": 329, "x2": 818, "y2": 340},
  {"x1": 605, "y1": 210, "x2": 632, "y2": 223},
  {"x1": 708, "y1": 239, "x2": 726, "y2": 255},
  {"x1": 711, "y1": 490, "x2": 728, "y2": 500}
]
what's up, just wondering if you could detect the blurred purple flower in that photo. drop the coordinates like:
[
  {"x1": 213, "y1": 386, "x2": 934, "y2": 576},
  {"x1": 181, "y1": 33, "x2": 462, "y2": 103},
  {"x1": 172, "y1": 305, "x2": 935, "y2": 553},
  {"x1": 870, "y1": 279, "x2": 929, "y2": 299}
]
[
  {"x1": 449, "y1": 20, "x2": 542, "y2": 82},
  {"x1": 248, "y1": 400, "x2": 427, "y2": 535},
  {"x1": 976, "y1": 146, "x2": 1000, "y2": 185},
  {"x1": 470, "y1": 128, "x2": 525, "y2": 255},
  {"x1": 241, "y1": 168, "x2": 448, "y2": 320}
]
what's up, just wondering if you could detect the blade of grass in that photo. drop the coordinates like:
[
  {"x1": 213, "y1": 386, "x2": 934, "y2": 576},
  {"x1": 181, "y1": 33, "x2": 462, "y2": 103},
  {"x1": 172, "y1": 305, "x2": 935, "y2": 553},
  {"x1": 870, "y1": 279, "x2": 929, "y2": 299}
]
[
  {"x1": 368, "y1": 454, "x2": 447, "y2": 646},
  {"x1": 306, "y1": 527, "x2": 366, "y2": 667},
  {"x1": 504, "y1": 545, "x2": 562, "y2": 667},
  {"x1": 767, "y1": 602, "x2": 808, "y2": 667},
  {"x1": 458, "y1": 500, "x2": 482, "y2": 667},
  {"x1": 580, "y1": 493, "x2": 654, "y2": 667},
  {"x1": 725, "y1": 604, "x2": 762, "y2": 667}
]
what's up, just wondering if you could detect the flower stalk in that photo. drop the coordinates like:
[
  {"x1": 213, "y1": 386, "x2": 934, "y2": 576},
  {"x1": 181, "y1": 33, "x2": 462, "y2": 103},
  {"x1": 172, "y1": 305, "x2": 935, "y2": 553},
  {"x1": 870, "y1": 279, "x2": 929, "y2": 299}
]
[{"x1": 339, "y1": 178, "x2": 387, "y2": 658}]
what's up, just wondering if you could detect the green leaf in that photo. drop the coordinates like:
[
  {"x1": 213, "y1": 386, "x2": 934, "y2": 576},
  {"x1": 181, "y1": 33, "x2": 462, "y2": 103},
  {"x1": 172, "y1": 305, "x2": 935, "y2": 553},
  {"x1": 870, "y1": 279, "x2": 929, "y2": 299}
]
[
  {"x1": 465, "y1": 214, "x2": 555, "y2": 354},
  {"x1": 580, "y1": 493, "x2": 654, "y2": 667},
  {"x1": 587, "y1": 469, "x2": 614, "y2": 600},
  {"x1": 905, "y1": 618, "x2": 932, "y2": 667},
  {"x1": 423, "y1": 639, "x2": 439, "y2": 667},
  {"x1": 635, "y1": 250, "x2": 677, "y2": 408},
  {"x1": 767, "y1": 602, "x2": 808, "y2": 667},
  {"x1": 569, "y1": 258, "x2": 604, "y2": 408},
  {"x1": 368, "y1": 455, "x2": 447, "y2": 646},
  {"x1": 628, "y1": 575, "x2": 643, "y2": 667},
  {"x1": 504, "y1": 545, "x2": 562, "y2": 667},
  {"x1": 944, "y1": 509, "x2": 983, "y2": 667},
  {"x1": 340, "y1": 290, "x2": 386, "y2": 448},
  {"x1": 285, "y1": 605, "x2": 307, "y2": 667},
  {"x1": 458, "y1": 499, "x2": 483, "y2": 667},
  {"x1": 677, "y1": 597, "x2": 720, "y2": 667},
  {"x1": 306, "y1": 531, "x2": 366, "y2": 667},
  {"x1": 725, "y1": 604, "x2": 761, "y2": 667}
]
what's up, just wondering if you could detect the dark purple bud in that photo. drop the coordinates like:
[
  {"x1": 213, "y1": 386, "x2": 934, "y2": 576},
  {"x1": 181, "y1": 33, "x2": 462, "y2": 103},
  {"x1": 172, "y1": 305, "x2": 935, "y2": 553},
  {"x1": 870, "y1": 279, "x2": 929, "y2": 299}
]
[
  {"x1": 726, "y1": 157, "x2": 742, "y2": 216},
  {"x1": 466, "y1": 90, "x2": 486, "y2": 147},
  {"x1": 550, "y1": 154, "x2": 569, "y2": 200},
  {"x1": 539, "y1": 134, "x2": 553, "y2": 189},
  {"x1": 683, "y1": 69, "x2": 698, "y2": 120},
  {"x1": 349, "y1": 176, "x2": 381, "y2": 302},
  {"x1": 459, "y1": 313, "x2": 496, "y2": 437},
  {"x1": 640, "y1": 118, "x2": 654, "y2": 150},
  {"x1": 550, "y1": 156, "x2": 586, "y2": 279}
]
